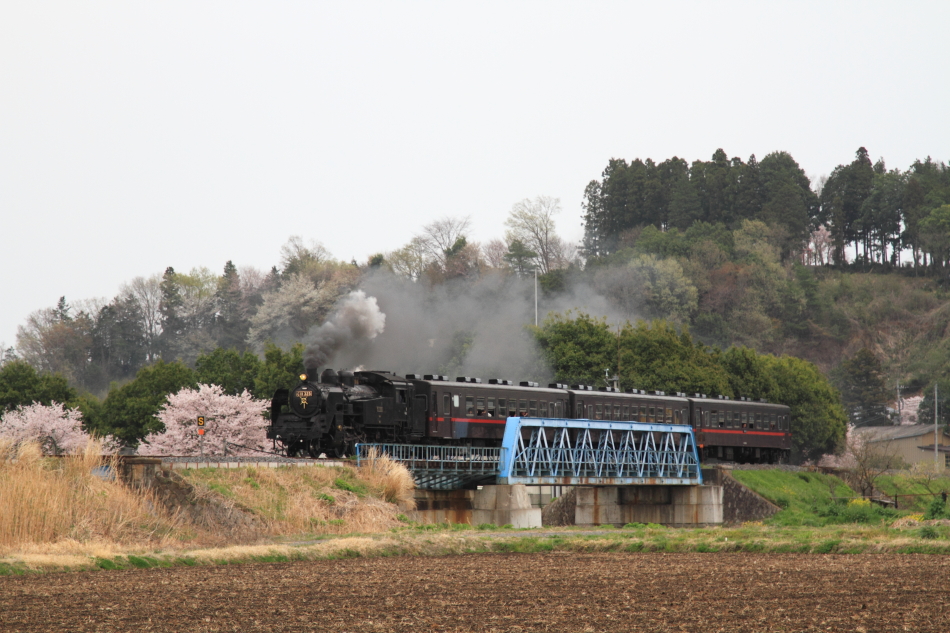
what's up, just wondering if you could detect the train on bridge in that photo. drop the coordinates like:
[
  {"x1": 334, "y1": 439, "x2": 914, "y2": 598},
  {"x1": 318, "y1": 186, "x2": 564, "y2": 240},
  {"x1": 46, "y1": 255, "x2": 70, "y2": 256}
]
[{"x1": 268, "y1": 368, "x2": 791, "y2": 464}]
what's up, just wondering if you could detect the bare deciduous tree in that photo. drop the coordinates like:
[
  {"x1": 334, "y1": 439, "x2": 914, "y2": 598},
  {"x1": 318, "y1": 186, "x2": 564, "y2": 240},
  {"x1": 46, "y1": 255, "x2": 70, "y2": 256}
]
[
  {"x1": 845, "y1": 428, "x2": 904, "y2": 498},
  {"x1": 122, "y1": 275, "x2": 163, "y2": 360},
  {"x1": 482, "y1": 239, "x2": 509, "y2": 270},
  {"x1": 280, "y1": 236, "x2": 332, "y2": 271},
  {"x1": 387, "y1": 236, "x2": 430, "y2": 281},
  {"x1": 416, "y1": 216, "x2": 472, "y2": 268},
  {"x1": 505, "y1": 196, "x2": 564, "y2": 274}
]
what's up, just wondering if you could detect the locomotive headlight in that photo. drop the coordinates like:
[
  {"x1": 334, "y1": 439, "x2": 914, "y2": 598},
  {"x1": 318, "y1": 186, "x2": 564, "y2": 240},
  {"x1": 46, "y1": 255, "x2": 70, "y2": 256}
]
[{"x1": 299, "y1": 373, "x2": 308, "y2": 381}]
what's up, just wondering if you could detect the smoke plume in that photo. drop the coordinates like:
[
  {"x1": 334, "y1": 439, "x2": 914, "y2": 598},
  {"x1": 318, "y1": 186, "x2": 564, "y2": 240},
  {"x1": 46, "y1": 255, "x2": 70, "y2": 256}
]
[{"x1": 304, "y1": 290, "x2": 386, "y2": 369}]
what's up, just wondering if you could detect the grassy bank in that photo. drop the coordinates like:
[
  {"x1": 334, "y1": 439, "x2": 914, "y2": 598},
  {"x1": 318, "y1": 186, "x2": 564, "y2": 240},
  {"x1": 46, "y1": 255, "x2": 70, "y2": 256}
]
[
  {"x1": 7, "y1": 450, "x2": 950, "y2": 576},
  {"x1": 4, "y1": 520, "x2": 950, "y2": 575},
  {"x1": 0, "y1": 441, "x2": 415, "y2": 561}
]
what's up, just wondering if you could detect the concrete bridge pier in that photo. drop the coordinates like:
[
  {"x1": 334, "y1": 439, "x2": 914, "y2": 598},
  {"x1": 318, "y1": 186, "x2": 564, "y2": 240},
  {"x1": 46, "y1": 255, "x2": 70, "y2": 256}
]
[
  {"x1": 574, "y1": 484, "x2": 723, "y2": 527},
  {"x1": 406, "y1": 484, "x2": 542, "y2": 528}
]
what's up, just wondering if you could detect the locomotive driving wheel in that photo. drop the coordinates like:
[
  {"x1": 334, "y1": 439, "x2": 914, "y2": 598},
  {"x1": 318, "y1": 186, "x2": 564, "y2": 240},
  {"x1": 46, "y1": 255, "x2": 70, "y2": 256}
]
[
  {"x1": 328, "y1": 440, "x2": 355, "y2": 459},
  {"x1": 307, "y1": 439, "x2": 323, "y2": 459}
]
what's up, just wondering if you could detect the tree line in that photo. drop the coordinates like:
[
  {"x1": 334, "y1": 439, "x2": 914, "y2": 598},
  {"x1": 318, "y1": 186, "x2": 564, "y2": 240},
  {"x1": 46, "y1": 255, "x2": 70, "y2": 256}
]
[
  {"x1": 533, "y1": 314, "x2": 847, "y2": 462},
  {"x1": 582, "y1": 148, "x2": 950, "y2": 271}
]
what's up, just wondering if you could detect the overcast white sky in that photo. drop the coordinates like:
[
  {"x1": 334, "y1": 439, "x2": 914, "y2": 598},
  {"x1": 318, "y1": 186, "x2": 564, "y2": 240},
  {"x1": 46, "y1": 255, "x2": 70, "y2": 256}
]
[{"x1": 2, "y1": 1, "x2": 948, "y2": 348}]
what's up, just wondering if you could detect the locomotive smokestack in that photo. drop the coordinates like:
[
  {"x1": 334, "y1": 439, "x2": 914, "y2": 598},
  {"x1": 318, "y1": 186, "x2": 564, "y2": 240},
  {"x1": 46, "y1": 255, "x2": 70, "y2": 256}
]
[{"x1": 304, "y1": 363, "x2": 319, "y2": 381}]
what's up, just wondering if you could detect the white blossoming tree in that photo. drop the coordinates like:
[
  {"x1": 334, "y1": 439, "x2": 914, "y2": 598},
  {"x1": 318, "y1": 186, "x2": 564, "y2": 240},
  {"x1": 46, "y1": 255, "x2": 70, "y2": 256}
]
[
  {"x1": 0, "y1": 402, "x2": 119, "y2": 454},
  {"x1": 140, "y1": 384, "x2": 269, "y2": 456}
]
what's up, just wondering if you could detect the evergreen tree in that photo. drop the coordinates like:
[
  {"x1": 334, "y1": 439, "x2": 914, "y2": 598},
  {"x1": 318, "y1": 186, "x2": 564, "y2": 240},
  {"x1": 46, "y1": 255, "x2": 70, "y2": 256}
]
[
  {"x1": 215, "y1": 260, "x2": 250, "y2": 350},
  {"x1": 839, "y1": 347, "x2": 890, "y2": 426},
  {"x1": 158, "y1": 267, "x2": 185, "y2": 359}
]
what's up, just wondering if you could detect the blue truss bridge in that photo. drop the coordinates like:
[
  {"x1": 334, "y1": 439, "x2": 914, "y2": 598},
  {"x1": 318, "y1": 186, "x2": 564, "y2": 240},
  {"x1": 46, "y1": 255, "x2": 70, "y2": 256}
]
[{"x1": 356, "y1": 417, "x2": 702, "y2": 490}]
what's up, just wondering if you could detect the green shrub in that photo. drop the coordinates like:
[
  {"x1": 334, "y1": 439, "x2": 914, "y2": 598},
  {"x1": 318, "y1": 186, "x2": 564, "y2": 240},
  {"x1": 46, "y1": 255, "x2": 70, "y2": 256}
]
[
  {"x1": 920, "y1": 526, "x2": 939, "y2": 540},
  {"x1": 925, "y1": 497, "x2": 948, "y2": 520},
  {"x1": 333, "y1": 477, "x2": 367, "y2": 496},
  {"x1": 817, "y1": 499, "x2": 898, "y2": 524}
]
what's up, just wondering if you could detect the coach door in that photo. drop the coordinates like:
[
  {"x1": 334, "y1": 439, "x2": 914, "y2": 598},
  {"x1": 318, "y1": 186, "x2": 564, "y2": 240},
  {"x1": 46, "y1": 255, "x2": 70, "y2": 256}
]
[{"x1": 410, "y1": 388, "x2": 426, "y2": 437}]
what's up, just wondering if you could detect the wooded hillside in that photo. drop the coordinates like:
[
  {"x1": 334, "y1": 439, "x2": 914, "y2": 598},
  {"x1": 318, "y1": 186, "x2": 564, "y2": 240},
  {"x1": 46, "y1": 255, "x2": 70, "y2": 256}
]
[{"x1": 4, "y1": 147, "x2": 950, "y2": 460}]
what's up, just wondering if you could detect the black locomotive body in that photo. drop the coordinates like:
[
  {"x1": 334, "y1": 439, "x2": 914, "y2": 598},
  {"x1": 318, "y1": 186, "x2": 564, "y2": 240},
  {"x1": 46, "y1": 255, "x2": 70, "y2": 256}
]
[{"x1": 269, "y1": 369, "x2": 792, "y2": 463}]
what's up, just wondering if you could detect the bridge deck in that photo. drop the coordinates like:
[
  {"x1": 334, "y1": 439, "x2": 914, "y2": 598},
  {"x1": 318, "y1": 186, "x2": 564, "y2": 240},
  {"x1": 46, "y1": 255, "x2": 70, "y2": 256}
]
[{"x1": 357, "y1": 417, "x2": 702, "y2": 490}]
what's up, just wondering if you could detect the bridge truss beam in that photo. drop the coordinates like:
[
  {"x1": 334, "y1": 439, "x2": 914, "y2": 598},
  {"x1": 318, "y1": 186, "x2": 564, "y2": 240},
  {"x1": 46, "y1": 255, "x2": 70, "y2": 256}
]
[{"x1": 498, "y1": 418, "x2": 702, "y2": 486}]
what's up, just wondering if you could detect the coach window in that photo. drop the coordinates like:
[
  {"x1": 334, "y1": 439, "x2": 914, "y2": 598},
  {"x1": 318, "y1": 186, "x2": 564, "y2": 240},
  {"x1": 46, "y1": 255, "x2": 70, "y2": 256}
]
[
  {"x1": 622, "y1": 405, "x2": 629, "y2": 419},
  {"x1": 443, "y1": 394, "x2": 450, "y2": 417},
  {"x1": 433, "y1": 393, "x2": 438, "y2": 416},
  {"x1": 539, "y1": 401, "x2": 547, "y2": 417},
  {"x1": 755, "y1": 413, "x2": 762, "y2": 429},
  {"x1": 632, "y1": 405, "x2": 639, "y2": 421},
  {"x1": 740, "y1": 412, "x2": 747, "y2": 428},
  {"x1": 487, "y1": 397, "x2": 496, "y2": 417},
  {"x1": 519, "y1": 399, "x2": 528, "y2": 416},
  {"x1": 576, "y1": 403, "x2": 583, "y2": 418},
  {"x1": 666, "y1": 407, "x2": 673, "y2": 423},
  {"x1": 648, "y1": 406, "x2": 655, "y2": 423},
  {"x1": 464, "y1": 396, "x2": 474, "y2": 416},
  {"x1": 587, "y1": 404, "x2": 594, "y2": 418},
  {"x1": 594, "y1": 404, "x2": 602, "y2": 420},
  {"x1": 711, "y1": 410, "x2": 718, "y2": 428},
  {"x1": 476, "y1": 397, "x2": 486, "y2": 416},
  {"x1": 510, "y1": 399, "x2": 520, "y2": 417},
  {"x1": 770, "y1": 413, "x2": 776, "y2": 430},
  {"x1": 528, "y1": 400, "x2": 537, "y2": 417},
  {"x1": 453, "y1": 394, "x2": 460, "y2": 409},
  {"x1": 674, "y1": 409, "x2": 681, "y2": 424}
]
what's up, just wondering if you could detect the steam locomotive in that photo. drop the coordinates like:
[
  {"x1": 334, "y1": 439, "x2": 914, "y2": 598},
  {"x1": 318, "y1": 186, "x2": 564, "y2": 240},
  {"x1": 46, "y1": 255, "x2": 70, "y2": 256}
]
[{"x1": 269, "y1": 367, "x2": 792, "y2": 463}]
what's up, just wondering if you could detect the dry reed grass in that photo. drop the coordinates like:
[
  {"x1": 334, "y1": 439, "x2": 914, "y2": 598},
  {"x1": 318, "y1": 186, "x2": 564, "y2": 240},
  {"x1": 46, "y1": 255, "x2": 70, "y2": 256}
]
[
  {"x1": 0, "y1": 439, "x2": 179, "y2": 555},
  {"x1": 355, "y1": 448, "x2": 416, "y2": 509}
]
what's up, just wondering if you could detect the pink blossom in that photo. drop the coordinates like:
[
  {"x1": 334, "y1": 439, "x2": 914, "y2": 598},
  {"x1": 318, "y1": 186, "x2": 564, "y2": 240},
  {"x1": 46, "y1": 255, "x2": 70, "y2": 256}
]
[
  {"x1": 140, "y1": 384, "x2": 270, "y2": 456},
  {"x1": 0, "y1": 402, "x2": 118, "y2": 455}
]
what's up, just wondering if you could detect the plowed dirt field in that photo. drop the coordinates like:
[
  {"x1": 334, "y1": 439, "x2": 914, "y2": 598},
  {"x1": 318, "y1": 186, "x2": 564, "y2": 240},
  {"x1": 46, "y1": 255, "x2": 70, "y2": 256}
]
[{"x1": 2, "y1": 552, "x2": 949, "y2": 632}]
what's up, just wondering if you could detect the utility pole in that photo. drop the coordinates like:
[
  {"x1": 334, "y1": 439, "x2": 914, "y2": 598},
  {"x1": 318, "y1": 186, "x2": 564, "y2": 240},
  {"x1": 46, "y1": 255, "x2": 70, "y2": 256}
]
[
  {"x1": 534, "y1": 269, "x2": 538, "y2": 327},
  {"x1": 936, "y1": 383, "x2": 939, "y2": 467},
  {"x1": 617, "y1": 324, "x2": 622, "y2": 392},
  {"x1": 896, "y1": 380, "x2": 902, "y2": 423}
]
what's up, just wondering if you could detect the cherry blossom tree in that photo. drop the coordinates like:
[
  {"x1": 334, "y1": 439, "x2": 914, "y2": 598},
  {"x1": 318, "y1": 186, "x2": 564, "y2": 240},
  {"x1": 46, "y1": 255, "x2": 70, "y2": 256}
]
[
  {"x1": 139, "y1": 384, "x2": 269, "y2": 456},
  {"x1": 0, "y1": 402, "x2": 118, "y2": 454}
]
